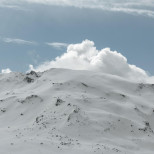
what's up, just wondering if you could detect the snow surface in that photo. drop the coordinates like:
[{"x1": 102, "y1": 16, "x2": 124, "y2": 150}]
[{"x1": 0, "y1": 68, "x2": 154, "y2": 154}]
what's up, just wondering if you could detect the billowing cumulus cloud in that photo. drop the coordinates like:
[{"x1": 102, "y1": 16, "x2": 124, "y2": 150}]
[
  {"x1": 29, "y1": 39, "x2": 148, "y2": 81},
  {"x1": 1, "y1": 0, "x2": 154, "y2": 18}
]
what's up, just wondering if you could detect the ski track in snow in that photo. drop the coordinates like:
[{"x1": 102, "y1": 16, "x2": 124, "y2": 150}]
[{"x1": 0, "y1": 68, "x2": 154, "y2": 154}]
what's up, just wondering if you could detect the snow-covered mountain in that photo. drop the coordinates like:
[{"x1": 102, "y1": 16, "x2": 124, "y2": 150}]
[{"x1": 0, "y1": 68, "x2": 154, "y2": 154}]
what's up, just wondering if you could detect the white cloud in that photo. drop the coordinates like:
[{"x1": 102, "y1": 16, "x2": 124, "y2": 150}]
[
  {"x1": 0, "y1": 0, "x2": 28, "y2": 11},
  {"x1": 2, "y1": 0, "x2": 154, "y2": 18},
  {"x1": 0, "y1": 4, "x2": 19, "y2": 9},
  {"x1": 2, "y1": 38, "x2": 37, "y2": 45},
  {"x1": 1, "y1": 68, "x2": 12, "y2": 74},
  {"x1": 46, "y1": 42, "x2": 68, "y2": 49},
  {"x1": 29, "y1": 39, "x2": 148, "y2": 81}
]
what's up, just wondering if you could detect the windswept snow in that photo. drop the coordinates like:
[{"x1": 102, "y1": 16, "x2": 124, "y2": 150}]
[{"x1": 0, "y1": 68, "x2": 154, "y2": 154}]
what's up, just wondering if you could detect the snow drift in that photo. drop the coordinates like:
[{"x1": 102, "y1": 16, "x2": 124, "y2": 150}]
[{"x1": 0, "y1": 68, "x2": 154, "y2": 154}]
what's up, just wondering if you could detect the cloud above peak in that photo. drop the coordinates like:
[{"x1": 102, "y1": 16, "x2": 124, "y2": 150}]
[{"x1": 29, "y1": 39, "x2": 148, "y2": 81}]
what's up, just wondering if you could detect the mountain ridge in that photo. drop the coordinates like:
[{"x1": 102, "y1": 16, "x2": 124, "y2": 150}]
[{"x1": 0, "y1": 68, "x2": 154, "y2": 154}]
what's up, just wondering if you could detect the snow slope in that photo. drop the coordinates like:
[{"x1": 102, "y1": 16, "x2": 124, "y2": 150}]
[{"x1": 0, "y1": 68, "x2": 154, "y2": 154}]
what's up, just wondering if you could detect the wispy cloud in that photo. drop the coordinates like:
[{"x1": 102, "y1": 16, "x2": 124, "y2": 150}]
[
  {"x1": 2, "y1": 37, "x2": 37, "y2": 45},
  {"x1": 0, "y1": 4, "x2": 19, "y2": 9},
  {"x1": 0, "y1": 1, "x2": 154, "y2": 18},
  {"x1": 3, "y1": 0, "x2": 154, "y2": 18},
  {"x1": 0, "y1": 1, "x2": 28, "y2": 11},
  {"x1": 46, "y1": 42, "x2": 68, "y2": 49}
]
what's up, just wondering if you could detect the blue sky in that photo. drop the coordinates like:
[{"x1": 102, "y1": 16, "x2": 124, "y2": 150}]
[{"x1": 0, "y1": 0, "x2": 154, "y2": 75}]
